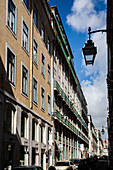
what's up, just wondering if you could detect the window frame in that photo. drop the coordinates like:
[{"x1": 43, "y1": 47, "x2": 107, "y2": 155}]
[
  {"x1": 6, "y1": 0, "x2": 17, "y2": 36},
  {"x1": 41, "y1": 52, "x2": 45, "y2": 77},
  {"x1": 32, "y1": 118, "x2": 38, "y2": 141},
  {"x1": 22, "y1": 0, "x2": 30, "y2": 11},
  {"x1": 22, "y1": 18, "x2": 29, "y2": 54},
  {"x1": 21, "y1": 111, "x2": 29, "y2": 139},
  {"x1": 41, "y1": 86, "x2": 45, "y2": 112},
  {"x1": 47, "y1": 94, "x2": 51, "y2": 115},
  {"x1": 33, "y1": 6, "x2": 38, "y2": 29},
  {"x1": 47, "y1": 36, "x2": 51, "y2": 54},
  {"x1": 32, "y1": 76, "x2": 38, "y2": 106},
  {"x1": 21, "y1": 62, "x2": 29, "y2": 98},
  {"x1": 41, "y1": 22, "x2": 45, "y2": 44},
  {"x1": 5, "y1": 103, "x2": 16, "y2": 134},
  {"x1": 6, "y1": 43, "x2": 16, "y2": 87},
  {"x1": 33, "y1": 38, "x2": 38, "y2": 67},
  {"x1": 47, "y1": 63, "x2": 51, "y2": 85}
]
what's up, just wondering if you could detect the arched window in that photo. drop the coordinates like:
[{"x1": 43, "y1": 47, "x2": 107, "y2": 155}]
[
  {"x1": 4, "y1": 103, "x2": 16, "y2": 134},
  {"x1": 21, "y1": 111, "x2": 28, "y2": 139},
  {"x1": 41, "y1": 123, "x2": 45, "y2": 144},
  {"x1": 32, "y1": 118, "x2": 38, "y2": 141}
]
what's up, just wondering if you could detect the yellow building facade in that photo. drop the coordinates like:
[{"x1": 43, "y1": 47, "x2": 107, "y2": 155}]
[{"x1": 0, "y1": 0, "x2": 54, "y2": 169}]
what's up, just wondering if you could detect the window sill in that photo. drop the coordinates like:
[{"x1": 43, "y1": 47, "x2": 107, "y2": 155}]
[
  {"x1": 22, "y1": 1, "x2": 30, "y2": 15},
  {"x1": 41, "y1": 73, "x2": 45, "y2": 79},
  {"x1": 34, "y1": 22, "x2": 39, "y2": 33},
  {"x1": 21, "y1": 91, "x2": 29, "y2": 99},
  {"x1": 33, "y1": 101, "x2": 38, "y2": 107},
  {"x1": 6, "y1": 79, "x2": 16, "y2": 89},
  {"x1": 47, "y1": 81, "x2": 51, "y2": 86},
  {"x1": 6, "y1": 24, "x2": 17, "y2": 40},
  {"x1": 22, "y1": 46, "x2": 29, "y2": 56},
  {"x1": 41, "y1": 108, "x2": 45, "y2": 113},
  {"x1": 33, "y1": 61, "x2": 38, "y2": 69}
]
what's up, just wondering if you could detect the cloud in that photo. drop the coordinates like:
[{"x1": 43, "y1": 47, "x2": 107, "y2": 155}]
[
  {"x1": 66, "y1": 0, "x2": 106, "y2": 32},
  {"x1": 66, "y1": 0, "x2": 107, "y2": 138}
]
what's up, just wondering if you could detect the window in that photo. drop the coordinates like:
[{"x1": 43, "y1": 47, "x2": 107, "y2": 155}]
[
  {"x1": 6, "y1": 45, "x2": 16, "y2": 86},
  {"x1": 33, "y1": 39, "x2": 38, "y2": 66},
  {"x1": 62, "y1": 82, "x2": 64, "y2": 90},
  {"x1": 47, "y1": 64, "x2": 51, "y2": 84},
  {"x1": 41, "y1": 87, "x2": 45, "y2": 111},
  {"x1": 22, "y1": 20, "x2": 29, "y2": 52},
  {"x1": 41, "y1": 53, "x2": 45, "y2": 77},
  {"x1": 33, "y1": 77, "x2": 38, "y2": 105},
  {"x1": 21, "y1": 111, "x2": 28, "y2": 138},
  {"x1": 58, "y1": 75, "x2": 61, "y2": 84},
  {"x1": 23, "y1": 0, "x2": 29, "y2": 10},
  {"x1": 65, "y1": 86, "x2": 67, "y2": 94},
  {"x1": 47, "y1": 95, "x2": 51, "y2": 115},
  {"x1": 41, "y1": 125, "x2": 45, "y2": 143},
  {"x1": 47, "y1": 36, "x2": 51, "y2": 54},
  {"x1": 32, "y1": 118, "x2": 38, "y2": 141},
  {"x1": 4, "y1": 103, "x2": 16, "y2": 134},
  {"x1": 48, "y1": 128, "x2": 51, "y2": 145},
  {"x1": 7, "y1": 0, "x2": 16, "y2": 34},
  {"x1": 33, "y1": 7, "x2": 38, "y2": 29},
  {"x1": 54, "y1": 68, "x2": 56, "y2": 81},
  {"x1": 22, "y1": 64, "x2": 29, "y2": 97},
  {"x1": 41, "y1": 23, "x2": 45, "y2": 43}
]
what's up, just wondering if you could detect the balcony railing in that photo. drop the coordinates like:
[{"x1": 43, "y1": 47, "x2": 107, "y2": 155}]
[
  {"x1": 54, "y1": 109, "x2": 89, "y2": 144},
  {"x1": 54, "y1": 80, "x2": 88, "y2": 131}
]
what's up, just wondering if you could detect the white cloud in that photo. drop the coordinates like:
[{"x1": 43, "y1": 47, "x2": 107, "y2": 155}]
[
  {"x1": 66, "y1": 0, "x2": 105, "y2": 32},
  {"x1": 66, "y1": 0, "x2": 107, "y2": 138}
]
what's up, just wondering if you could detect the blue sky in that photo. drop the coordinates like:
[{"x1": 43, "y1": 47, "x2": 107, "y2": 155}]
[{"x1": 49, "y1": 0, "x2": 107, "y2": 140}]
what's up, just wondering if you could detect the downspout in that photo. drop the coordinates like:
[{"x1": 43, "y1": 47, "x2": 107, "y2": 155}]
[{"x1": 30, "y1": 1, "x2": 33, "y2": 109}]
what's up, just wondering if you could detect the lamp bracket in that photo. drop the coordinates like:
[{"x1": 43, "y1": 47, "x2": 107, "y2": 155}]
[{"x1": 88, "y1": 27, "x2": 107, "y2": 40}]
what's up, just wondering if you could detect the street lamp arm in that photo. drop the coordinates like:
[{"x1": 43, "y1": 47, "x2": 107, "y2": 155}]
[
  {"x1": 88, "y1": 27, "x2": 107, "y2": 40},
  {"x1": 82, "y1": 27, "x2": 107, "y2": 66}
]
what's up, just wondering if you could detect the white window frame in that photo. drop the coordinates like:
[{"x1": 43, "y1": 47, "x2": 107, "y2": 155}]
[
  {"x1": 41, "y1": 22, "x2": 45, "y2": 44},
  {"x1": 47, "y1": 94, "x2": 51, "y2": 115},
  {"x1": 6, "y1": 43, "x2": 16, "y2": 87},
  {"x1": 33, "y1": 6, "x2": 38, "y2": 29},
  {"x1": 21, "y1": 62, "x2": 29, "y2": 98},
  {"x1": 5, "y1": 103, "x2": 16, "y2": 134},
  {"x1": 33, "y1": 76, "x2": 38, "y2": 105},
  {"x1": 33, "y1": 38, "x2": 38, "y2": 66},
  {"x1": 22, "y1": 18, "x2": 29, "y2": 53},
  {"x1": 41, "y1": 86, "x2": 45, "y2": 111},
  {"x1": 22, "y1": 0, "x2": 30, "y2": 11},
  {"x1": 47, "y1": 63, "x2": 51, "y2": 84},
  {"x1": 41, "y1": 52, "x2": 45, "y2": 77},
  {"x1": 21, "y1": 111, "x2": 29, "y2": 139},
  {"x1": 32, "y1": 118, "x2": 38, "y2": 142},
  {"x1": 47, "y1": 36, "x2": 50, "y2": 54},
  {"x1": 6, "y1": 0, "x2": 17, "y2": 35}
]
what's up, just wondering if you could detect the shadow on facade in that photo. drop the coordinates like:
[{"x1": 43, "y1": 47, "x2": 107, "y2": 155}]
[{"x1": 0, "y1": 56, "x2": 23, "y2": 169}]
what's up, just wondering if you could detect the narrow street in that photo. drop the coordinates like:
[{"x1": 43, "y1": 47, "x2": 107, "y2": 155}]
[
  {"x1": 93, "y1": 160, "x2": 109, "y2": 170},
  {"x1": 78, "y1": 159, "x2": 109, "y2": 170}
]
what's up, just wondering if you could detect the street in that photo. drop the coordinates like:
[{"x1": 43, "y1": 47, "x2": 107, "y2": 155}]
[
  {"x1": 93, "y1": 160, "x2": 108, "y2": 170},
  {"x1": 78, "y1": 159, "x2": 109, "y2": 170}
]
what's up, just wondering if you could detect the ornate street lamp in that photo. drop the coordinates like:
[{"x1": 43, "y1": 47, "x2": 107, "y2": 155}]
[
  {"x1": 82, "y1": 27, "x2": 107, "y2": 65},
  {"x1": 101, "y1": 126, "x2": 107, "y2": 135},
  {"x1": 82, "y1": 27, "x2": 97, "y2": 65},
  {"x1": 101, "y1": 126, "x2": 105, "y2": 135}
]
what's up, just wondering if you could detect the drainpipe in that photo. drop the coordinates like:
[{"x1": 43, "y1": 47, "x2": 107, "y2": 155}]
[{"x1": 30, "y1": 1, "x2": 33, "y2": 109}]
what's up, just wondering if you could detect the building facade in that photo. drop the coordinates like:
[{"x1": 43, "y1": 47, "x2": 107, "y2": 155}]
[
  {"x1": 0, "y1": 0, "x2": 55, "y2": 169},
  {"x1": 50, "y1": 6, "x2": 89, "y2": 164},
  {"x1": 0, "y1": 0, "x2": 98, "y2": 169},
  {"x1": 88, "y1": 115, "x2": 97, "y2": 157}
]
